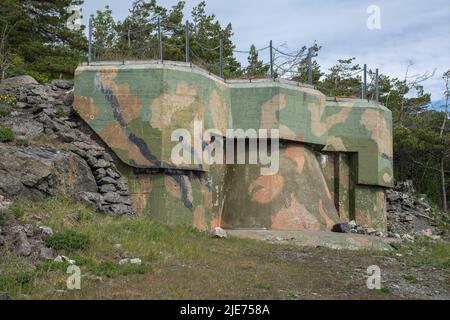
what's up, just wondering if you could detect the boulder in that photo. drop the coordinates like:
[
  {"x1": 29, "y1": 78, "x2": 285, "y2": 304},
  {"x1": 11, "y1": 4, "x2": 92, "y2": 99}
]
[
  {"x1": 0, "y1": 75, "x2": 38, "y2": 88},
  {"x1": 332, "y1": 222, "x2": 350, "y2": 233},
  {"x1": 0, "y1": 145, "x2": 97, "y2": 198},
  {"x1": 212, "y1": 227, "x2": 228, "y2": 238},
  {"x1": 52, "y1": 80, "x2": 73, "y2": 90}
]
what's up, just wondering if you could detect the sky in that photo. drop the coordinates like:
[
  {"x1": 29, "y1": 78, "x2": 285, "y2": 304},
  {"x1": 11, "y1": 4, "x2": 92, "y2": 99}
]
[{"x1": 80, "y1": 0, "x2": 450, "y2": 101}]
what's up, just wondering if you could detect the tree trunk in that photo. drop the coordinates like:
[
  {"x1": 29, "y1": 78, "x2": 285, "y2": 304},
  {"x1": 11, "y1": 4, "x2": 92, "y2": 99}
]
[{"x1": 441, "y1": 157, "x2": 448, "y2": 213}]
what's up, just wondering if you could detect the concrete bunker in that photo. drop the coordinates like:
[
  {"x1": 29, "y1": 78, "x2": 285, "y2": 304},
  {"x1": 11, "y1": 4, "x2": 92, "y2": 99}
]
[{"x1": 74, "y1": 62, "x2": 393, "y2": 233}]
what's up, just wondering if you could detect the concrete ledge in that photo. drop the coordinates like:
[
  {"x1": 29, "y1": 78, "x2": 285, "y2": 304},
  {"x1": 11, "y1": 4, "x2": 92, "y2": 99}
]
[{"x1": 226, "y1": 229, "x2": 393, "y2": 251}]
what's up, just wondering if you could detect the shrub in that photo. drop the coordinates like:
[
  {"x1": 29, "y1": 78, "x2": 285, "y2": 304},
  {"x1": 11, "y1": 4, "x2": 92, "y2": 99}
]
[
  {"x1": 16, "y1": 138, "x2": 29, "y2": 147},
  {"x1": 0, "y1": 126, "x2": 15, "y2": 142},
  {"x1": 28, "y1": 71, "x2": 51, "y2": 84},
  {"x1": 0, "y1": 94, "x2": 17, "y2": 107},
  {"x1": 55, "y1": 107, "x2": 66, "y2": 119},
  {"x1": 8, "y1": 203, "x2": 26, "y2": 219},
  {"x1": 46, "y1": 231, "x2": 90, "y2": 252},
  {"x1": 0, "y1": 108, "x2": 8, "y2": 118}
]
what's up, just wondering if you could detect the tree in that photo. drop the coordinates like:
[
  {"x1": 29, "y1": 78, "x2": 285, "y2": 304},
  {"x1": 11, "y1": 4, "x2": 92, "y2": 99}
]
[
  {"x1": 245, "y1": 44, "x2": 269, "y2": 78},
  {"x1": 319, "y1": 58, "x2": 361, "y2": 97},
  {"x1": 291, "y1": 43, "x2": 323, "y2": 85},
  {"x1": 439, "y1": 70, "x2": 450, "y2": 212},
  {"x1": 91, "y1": 6, "x2": 118, "y2": 60},
  {"x1": 0, "y1": 0, "x2": 87, "y2": 81}
]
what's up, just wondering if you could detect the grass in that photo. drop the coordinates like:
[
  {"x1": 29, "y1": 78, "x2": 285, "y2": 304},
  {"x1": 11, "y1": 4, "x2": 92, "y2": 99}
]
[
  {"x1": 8, "y1": 203, "x2": 26, "y2": 220},
  {"x1": 46, "y1": 231, "x2": 91, "y2": 252},
  {"x1": 15, "y1": 138, "x2": 29, "y2": 147},
  {"x1": 0, "y1": 126, "x2": 14, "y2": 142},
  {"x1": 402, "y1": 275, "x2": 418, "y2": 283},
  {"x1": 395, "y1": 238, "x2": 450, "y2": 268},
  {"x1": 55, "y1": 107, "x2": 66, "y2": 119},
  {"x1": 0, "y1": 196, "x2": 449, "y2": 300}
]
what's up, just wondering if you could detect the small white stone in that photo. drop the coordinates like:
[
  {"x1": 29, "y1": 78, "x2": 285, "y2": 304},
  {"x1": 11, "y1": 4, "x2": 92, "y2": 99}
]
[
  {"x1": 130, "y1": 258, "x2": 142, "y2": 265},
  {"x1": 212, "y1": 227, "x2": 227, "y2": 238},
  {"x1": 119, "y1": 258, "x2": 129, "y2": 265}
]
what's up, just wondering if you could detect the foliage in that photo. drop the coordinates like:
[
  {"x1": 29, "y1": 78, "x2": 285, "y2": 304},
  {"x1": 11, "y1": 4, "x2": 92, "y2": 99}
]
[
  {"x1": 0, "y1": 0, "x2": 87, "y2": 80},
  {"x1": 90, "y1": 1, "x2": 242, "y2": 78},
  {"x1": 55, "y1": 107, "x2": 66, "y2": 118},
  {"x1": 0, "y1": 126, "x2": 14, "y2": 142},
  {"x1": 244, "y1": 44, "x2": 269, "y2": 78},
  {"x1": 46, "y1": 231, "x2": 91, "y2": 252}
]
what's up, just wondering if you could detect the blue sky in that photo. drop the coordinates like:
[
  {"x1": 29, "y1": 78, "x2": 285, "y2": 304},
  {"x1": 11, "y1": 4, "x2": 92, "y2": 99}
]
[{"x1": 80, "y1": 0, "x2": 450, "y2": 101}]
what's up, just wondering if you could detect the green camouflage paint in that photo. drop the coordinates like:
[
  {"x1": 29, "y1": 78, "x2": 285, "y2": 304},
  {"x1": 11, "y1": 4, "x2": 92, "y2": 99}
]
[{"x1": 74, "y1": 63, "x2": 392, "y2": 232}]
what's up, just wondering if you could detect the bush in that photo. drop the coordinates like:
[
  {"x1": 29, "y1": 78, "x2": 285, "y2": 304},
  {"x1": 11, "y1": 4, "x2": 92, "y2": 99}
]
[
  {"x1": 0, "y1": 126, "x2": 15, "y2": 142},
  {"x1": 28, "y1": 71, "x2": 51, "y2": 84},
  {"x1": 8, "y1": 203, "x2": 25, "y2": 219},
  {"x1": 55, "y1": 107, "x2": 66, "y2": 118},
  {"x1": 0, "y1": 94, "x2": 17, "y2": 107},
  {"x1": 46, "y1": 231, "x2": 90, "y2": 252},
  {"x1": 0, "y1": 108, "x2": 8, "y2": 117},
  {"x1": 16, "y1": 138, "x2": 29, "y2": 147}
]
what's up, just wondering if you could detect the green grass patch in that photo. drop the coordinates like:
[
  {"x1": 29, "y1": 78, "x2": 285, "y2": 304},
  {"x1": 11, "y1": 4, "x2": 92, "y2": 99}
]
[
  {"x1": 374, "y1": 287, "x2": 391, "y2": 294},
  {"x1": 55, "y1": 107, "x2": 66, "y2": 118},
  {"x1": 0, "y1": 126, "x2": 14, "y2": 142},
  {"x1": 397, "y1": 238, "x2": 450, "y2": 268},
  {"x1": 8, "y1": 203, "x2": 26, "y2": 220},
  {"x1": 402, "y1": 274, "x2": 418, "y2": 283},
  {"x1": 15, "y1": 138, "x2": 29, "y2": 147},
  {"x1": 46, "y1": 230, "x2": 91, "y2": 252}
]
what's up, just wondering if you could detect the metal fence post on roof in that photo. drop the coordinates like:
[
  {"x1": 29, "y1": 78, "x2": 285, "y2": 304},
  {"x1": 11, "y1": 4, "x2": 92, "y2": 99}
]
[
  {"x1": 375, "y1": 68, "x2": 379, "y2": 102},
  {"x1": 363, "y1": 64, "x2": 367, "y2": 100},
  {"x1": 185, "y1": 20, "x2": 190, "y2": 63},
  {"x1": 219, "y1": 39, "x2": 224, "y2": 78},
  {"x1": 158, "y1": 17, "x2": 163, "y2": 63},
  {"x1": 270, "y1": 40, "x2": 274, "y2": 79},
  {"x1": 88, "y1": 18, "x2": 92, "y2": 65},
  {"x1": 307, "y1": 47, "x2": 313, "y2": 85}
]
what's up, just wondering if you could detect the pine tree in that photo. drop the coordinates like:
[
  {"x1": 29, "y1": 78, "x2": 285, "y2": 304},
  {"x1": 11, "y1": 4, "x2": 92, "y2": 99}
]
[
  {"x1": 0, "y1": 0, "x2": 87, "y2": 81},
  {"x1": 245, "y1": 44, "x2": 269, "y2": 78}
]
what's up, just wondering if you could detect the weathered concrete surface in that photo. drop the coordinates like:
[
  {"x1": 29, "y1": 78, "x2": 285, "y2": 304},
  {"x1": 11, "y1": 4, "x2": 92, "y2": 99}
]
[
  {"x1": 73, "y1": 62, "x2": 392, "y2": 233},
  {"x1": 226, "y1": 229, "x2": 393, "y2": 251}
]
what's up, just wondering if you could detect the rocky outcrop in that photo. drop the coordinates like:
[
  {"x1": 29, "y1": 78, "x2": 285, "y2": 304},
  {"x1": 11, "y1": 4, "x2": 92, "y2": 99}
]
[
  {"x1": 0, "y1": 75, "x2": 135, "y2": 215},
  {"x1": 332, "y1": 180, "x2": 446, "y2": 241},
  {"x1": 0, "y1": 144, "x2": 98, "y2": 198},
  {"x1": 386, "y1": 180, "x2": 444, "y2": 240},
  {"x1": 0, "y1": 196, "x2": 55, "y2": 260}
]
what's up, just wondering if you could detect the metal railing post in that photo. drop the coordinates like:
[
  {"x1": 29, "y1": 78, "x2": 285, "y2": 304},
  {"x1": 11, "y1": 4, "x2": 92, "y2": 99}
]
[
  {"x1": 88, "y1": 18, "x2": 92, "y2": 65},
  {"x1": 307, "y1": 47, "x2": 313, "y2": 85},
  {"x1": 375, "y1": 68, "x2": 379, "y2": 102},
  {"x1": 219, "y1": 39, "x2": 223, "y2": 78},
  {"x1": 158, "y1": 17, "x2": 163, "y2": 63},
  {"x1": 270, "y1": 40, "x2": 274, "y2": 79},
  {"x1": 185, "y1": 20, "x2": 190, "y2": 63},
  {"x1": 363, "y1": 64, "x2": 367, "y2": 100}
]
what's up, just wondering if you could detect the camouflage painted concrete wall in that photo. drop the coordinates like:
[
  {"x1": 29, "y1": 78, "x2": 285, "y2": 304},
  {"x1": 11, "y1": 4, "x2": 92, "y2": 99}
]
[{"x1": 74, "y1": 63, "x2": 392, "y2": 232}]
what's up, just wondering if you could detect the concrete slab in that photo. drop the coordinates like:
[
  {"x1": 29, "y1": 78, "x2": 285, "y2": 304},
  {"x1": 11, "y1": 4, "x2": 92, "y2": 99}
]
[{"x1": 226, "y1": 229, "x2": 393, "y2": 251}]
